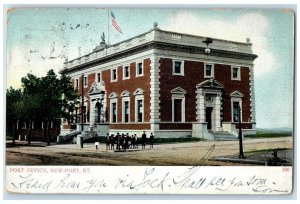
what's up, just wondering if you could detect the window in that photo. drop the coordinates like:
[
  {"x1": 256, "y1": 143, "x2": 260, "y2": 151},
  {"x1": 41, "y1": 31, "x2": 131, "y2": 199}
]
[
  {"x1": 111, "y1": 68, "x2": 117, "y2": 82},
  {"x1": 171, "y1": 87, "x2": 187, "y2": 122},
  {"x1": 134, "y1": 88, "x2": 144, "y2": 123},
  {"x1": 109, "y1": 92, "x2": 118, "y2": 123},
  {"x1": 205, "y1": 63, "x2": 214, "y2": 78},
  {"x1": 112, "y1": 102, "x2": 117, "y2": 123},
  {"x1": 121, "y1": 91, "x2": 130, "y2": 123},
  {"x1": 124, "y1": 101, "x2": 129, "y2": 122},
  {"x1": 232, "y1": 66, "x2": 241, "y2": 80},
  {"x1": 84, "y1": 76, "x2": 88, "y2": 87},
  {"x1": 174, "y1": 99, "x2": 182, "y2": 122},
  {"x1": 230, "y1": 91, "x2": 243, "y2": 123},
  {"x1": 123, "y1": 66, "x2": 130, "y2": 79},
  {"x1": 172, "y1": 60, "x2": 184, "y2": 76},
  {"x1": 137, "y1": 100, "x2": 143, "y2": 122},
  {"x1": 136, "y1": 62, "x2": 143, "y2": 76},
  {"x1": 97, "y1": 72, "x2": 101, "y2": 82},
  {"x1": 75, "y1": 79, "x2": 79, "y2": 89},
  {"x1": 232, "y1": 101, "x2": 240, "y2": 122}
]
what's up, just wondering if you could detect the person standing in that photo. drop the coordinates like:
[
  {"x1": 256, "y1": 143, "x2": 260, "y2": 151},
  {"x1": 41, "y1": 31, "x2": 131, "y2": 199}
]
[
  {"x1": 142, "y1": 131, "x2": 146, "y2": 149},
  {"x1": 149, "y1": 132, "x2": 154, "y2": 148}
]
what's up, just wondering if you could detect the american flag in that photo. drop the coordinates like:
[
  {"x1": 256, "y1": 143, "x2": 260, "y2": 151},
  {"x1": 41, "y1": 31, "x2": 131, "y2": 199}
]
[{"x1": 111, "y1": 11, "x2": 123, "y2": 34}]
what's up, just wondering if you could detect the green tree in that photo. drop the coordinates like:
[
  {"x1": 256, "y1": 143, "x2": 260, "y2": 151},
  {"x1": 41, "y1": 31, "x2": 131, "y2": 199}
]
[
  {"x1": 6, "y1": 87, "x2": 22, "y2": 143},
  {"x1": 6, "y1": 69, "x2": 79, "y2": 145},
  {"x1": 40, "y1": 70, "x2": 79, "y2": 145}
]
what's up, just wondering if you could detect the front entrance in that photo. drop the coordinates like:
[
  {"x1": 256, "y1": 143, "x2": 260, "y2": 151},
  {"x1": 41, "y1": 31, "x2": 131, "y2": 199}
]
[{"x1": 206, "y1": 107, "x2": 213, "y2": 130}]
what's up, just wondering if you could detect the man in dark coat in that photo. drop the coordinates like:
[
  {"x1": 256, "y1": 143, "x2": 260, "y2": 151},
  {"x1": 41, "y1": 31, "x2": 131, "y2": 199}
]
[
  {"x1": 149, "y1": 132, "x2": 154, "y2": 148},
  {"x1": 142, "y1": 131, "x2": 146, "y2": 149}
]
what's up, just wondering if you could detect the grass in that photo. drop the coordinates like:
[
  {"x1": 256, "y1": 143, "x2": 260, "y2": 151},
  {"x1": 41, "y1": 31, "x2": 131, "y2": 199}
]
[{"x1": 244, "y1": 131, "x2": 292, "y2": 138}]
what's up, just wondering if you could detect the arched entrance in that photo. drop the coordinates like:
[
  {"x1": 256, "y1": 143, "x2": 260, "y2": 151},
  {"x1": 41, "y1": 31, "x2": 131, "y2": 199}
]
[{"x1": 89, "y1": 81, "x2": 107, "y2": 126}]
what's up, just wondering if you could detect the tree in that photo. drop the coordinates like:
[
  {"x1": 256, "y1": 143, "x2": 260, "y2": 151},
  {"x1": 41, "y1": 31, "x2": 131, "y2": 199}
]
[
  {"x1": 6, "y1": 87, "x2": 22, "y2": 143},
  {"x1": 6, "y1": 69, "x2": 79, "y2": 145},
  {"x1": 39, "y1": 70, "x2": 79, "y2": 145}
]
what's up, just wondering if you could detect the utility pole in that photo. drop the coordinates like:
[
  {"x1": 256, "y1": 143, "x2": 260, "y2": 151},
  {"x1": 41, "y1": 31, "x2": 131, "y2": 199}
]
[{"x1": 238, "y1": 105, "x2": 245, "y2": 158}]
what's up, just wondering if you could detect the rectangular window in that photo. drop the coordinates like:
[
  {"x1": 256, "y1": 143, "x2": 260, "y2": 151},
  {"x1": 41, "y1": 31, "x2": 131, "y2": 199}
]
[
  {"x1": 124, "y1": 101, "x2": 129, "y2": 122},
  {"x1": 173, "y1": 60, "x2": 184, "y2": 75},
  {"x1": 123, "y1": 66, "x2": 130, "y2": 79},
  {"x1": 174, "y1": 61, "x2": 182, "y2": 73},
  {"x1": 75, "y1": 79, "x2": 79, "y2": 88},
  {"x1": 174, "y1": 99, "x2": 182, "y2": 122},
  {"x1": 137, "y1": 99, "x2": 143, "y2": 122},
  {"x1": 97, "y1": 73, "x2": 101, "y2": 82},
  {"x1": 205, "y1": 64, "x2": 213, "y2": 77},
  {"x1": 112, "y1": 102, "x2": 117, "y2": 123},
  {"x1": 137, "y1": 62, "x2": 143, "y2": 76},
  {"x1": 84, "y1": 76, "x2": 88, "y2": 87},
  {"x1": 233, "y1": 101, "x2": 240, "y2": 122},
  {"x1": 111, "y1": 68, "x2": 117, "y2": 82},
  {"x1": 232, "y1": 67, "x2": 241, "y2": 80}
]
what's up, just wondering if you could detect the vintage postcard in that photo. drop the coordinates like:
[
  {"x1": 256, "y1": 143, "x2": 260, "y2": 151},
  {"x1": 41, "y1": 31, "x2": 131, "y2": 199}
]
[{"x1": 5, "y1": 6, "x2": 294, "y2": 195}]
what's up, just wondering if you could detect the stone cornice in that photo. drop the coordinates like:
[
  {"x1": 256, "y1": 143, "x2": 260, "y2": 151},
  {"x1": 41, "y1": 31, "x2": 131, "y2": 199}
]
[{"x1": 60, "y1": 41, "x2": 258, "y2": 75}]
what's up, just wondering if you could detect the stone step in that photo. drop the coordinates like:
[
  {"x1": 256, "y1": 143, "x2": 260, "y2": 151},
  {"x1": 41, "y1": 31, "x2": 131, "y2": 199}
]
[
  {"x1": 214, "y1": 136, "x2": 238, "y2": 141},
  {"x1": 210, "y1": 131, "x2": 238, "y2": 141}
]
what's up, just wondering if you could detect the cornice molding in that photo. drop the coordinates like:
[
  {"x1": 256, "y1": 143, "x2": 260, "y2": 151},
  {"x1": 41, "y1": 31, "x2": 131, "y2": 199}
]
[{"x1": 60, "y1": 41, "x2": 258, "y2": 75}]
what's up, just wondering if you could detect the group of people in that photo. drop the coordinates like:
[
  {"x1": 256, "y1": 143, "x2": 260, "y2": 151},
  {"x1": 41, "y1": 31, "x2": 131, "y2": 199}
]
[{"x1": 105, "y1": 131, "x2": 154, "y2": 151}]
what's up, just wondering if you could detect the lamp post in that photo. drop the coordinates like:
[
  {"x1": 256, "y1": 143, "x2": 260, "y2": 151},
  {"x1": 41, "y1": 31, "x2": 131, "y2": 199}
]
[
  {"x1": 80, "y1": 73, "x2": 84, "y2": 148},
  {"x1": 238, "y1": 105, "x2": 245, "y2": 158}
]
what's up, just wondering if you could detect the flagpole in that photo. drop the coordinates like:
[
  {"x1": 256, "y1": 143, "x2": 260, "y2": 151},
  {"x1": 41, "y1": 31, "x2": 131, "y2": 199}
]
[{"x1": 107, "y1": 8, "x2": 110, "y2": 45}]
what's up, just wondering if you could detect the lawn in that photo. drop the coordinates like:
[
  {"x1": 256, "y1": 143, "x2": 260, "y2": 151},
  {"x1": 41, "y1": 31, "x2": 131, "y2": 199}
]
[{"x1": 244, "y1": 130, "x2": 292, "y2": 138}]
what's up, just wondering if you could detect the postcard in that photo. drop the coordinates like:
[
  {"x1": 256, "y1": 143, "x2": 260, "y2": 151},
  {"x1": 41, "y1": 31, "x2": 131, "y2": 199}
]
[{"x1": 5, "y1": 7, "x2": 294, "y2": 194}]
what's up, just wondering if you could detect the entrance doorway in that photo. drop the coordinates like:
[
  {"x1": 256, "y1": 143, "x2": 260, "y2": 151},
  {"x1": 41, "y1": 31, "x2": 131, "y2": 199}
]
[{"x1": 206, "y1": 107, "x2": 213, "y2": 130}]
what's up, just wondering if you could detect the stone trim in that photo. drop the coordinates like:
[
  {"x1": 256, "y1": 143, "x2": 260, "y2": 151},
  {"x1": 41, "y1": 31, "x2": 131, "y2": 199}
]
[
  {"x1": 149, "y1": 54, "x2": 161, "y2": 124},
  {"x1": 249, "y1": 66, "x2": 256, "y2": 123},
  {"x1": 230, "y1": 90, "x2": 244, "y2": 98},
  {"x1": 61, "y1": 41, "x2": 257, "y2": 75}
]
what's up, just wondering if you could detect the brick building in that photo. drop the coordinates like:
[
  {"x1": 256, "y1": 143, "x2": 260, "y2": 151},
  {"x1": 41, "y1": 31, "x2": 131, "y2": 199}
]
[{"x1": 60, "y1": 24, "x2": 257, "y2": 140}]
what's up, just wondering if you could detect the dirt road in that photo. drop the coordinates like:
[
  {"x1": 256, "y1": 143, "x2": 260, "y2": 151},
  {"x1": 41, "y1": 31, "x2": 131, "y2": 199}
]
[{"x1": 6, "y1": 137, "x2": 293, "y2": 166}]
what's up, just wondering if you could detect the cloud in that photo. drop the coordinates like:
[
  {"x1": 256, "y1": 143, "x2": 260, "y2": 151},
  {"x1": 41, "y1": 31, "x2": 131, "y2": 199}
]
[{"x1": 165, "y1": 11, "x2": 275, "y2": 77}]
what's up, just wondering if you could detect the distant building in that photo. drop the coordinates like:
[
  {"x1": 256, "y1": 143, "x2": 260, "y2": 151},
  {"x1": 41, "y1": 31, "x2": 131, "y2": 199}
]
[{"x1": 60, "y1": 23, "x2": 257, "y2": 140}]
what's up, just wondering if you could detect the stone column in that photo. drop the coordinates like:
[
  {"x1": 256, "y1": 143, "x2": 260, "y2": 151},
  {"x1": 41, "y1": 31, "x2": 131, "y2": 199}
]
[
  {"x1": 90, "y1": 100, "x2": 95, "y2": 126},
  {"x1": 215, "y1": 94, "x2": 222, "y2": 131},
  {"x1": 199, "y1": 93, "x2": 206, "y2": 123}
]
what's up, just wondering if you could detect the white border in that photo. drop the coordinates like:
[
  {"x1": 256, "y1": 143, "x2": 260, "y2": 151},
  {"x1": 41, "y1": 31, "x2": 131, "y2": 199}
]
[{"x1": 1, "y1": 2, "x2": 298, "y2": 202}]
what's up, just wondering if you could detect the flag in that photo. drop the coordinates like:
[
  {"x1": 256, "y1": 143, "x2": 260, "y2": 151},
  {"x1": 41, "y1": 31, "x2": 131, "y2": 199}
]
[{"x1": 111, "y1": 11, "x2": 123, "y2": 34}]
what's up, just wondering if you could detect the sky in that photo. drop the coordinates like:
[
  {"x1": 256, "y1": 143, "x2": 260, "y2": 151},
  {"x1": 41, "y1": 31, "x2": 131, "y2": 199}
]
[{"x1": 5, "y1": 7, "x2": 294, "y2": 129}]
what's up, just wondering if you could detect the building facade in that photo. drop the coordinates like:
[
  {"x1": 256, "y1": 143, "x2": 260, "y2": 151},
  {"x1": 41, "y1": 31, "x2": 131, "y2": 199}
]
[{"x1": 60, "y1": 24, "x2": 257, "y2": 140}]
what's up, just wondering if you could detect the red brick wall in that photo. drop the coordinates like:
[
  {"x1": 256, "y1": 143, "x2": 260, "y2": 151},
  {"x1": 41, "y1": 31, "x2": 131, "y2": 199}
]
[
  {"x1": 159, "y1": 58, "x2": 251, "y2": 124},
  {"x1": 75, "y1": 74, "x2": 95, "y2": 117},
  {"x1": 160, "y1": 58, "x2": 203, "y2": 122},
  {"x1": 236, "y1": 123, "x2": 252, "y2": 129},
  {"x1": 101, "y1": 58, "x2": 151, "y2": 129},
  {"x1": 214, "y1": 64, "x2": 251, "y2": 122},
  {"x1": 159, "y1": 123, "x2": 193, "y2": 130},
  {"x1": 110, "y1": 123, "x2": 150, "y2": 130}
]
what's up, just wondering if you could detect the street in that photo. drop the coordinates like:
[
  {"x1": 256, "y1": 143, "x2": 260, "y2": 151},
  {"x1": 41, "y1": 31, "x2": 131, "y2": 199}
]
[{"x1": 6, "y1": 137, "x2": 292, "y2": 166}]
